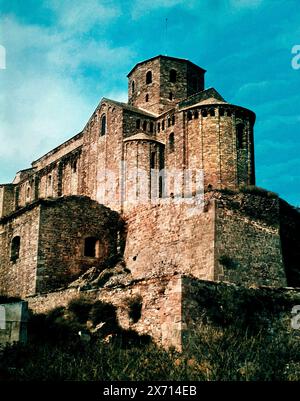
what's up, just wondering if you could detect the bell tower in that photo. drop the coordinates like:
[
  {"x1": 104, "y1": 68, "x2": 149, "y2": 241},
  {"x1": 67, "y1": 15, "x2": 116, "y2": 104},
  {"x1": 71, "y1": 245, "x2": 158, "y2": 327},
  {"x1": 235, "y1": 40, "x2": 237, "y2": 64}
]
[{"x1": 127, "y1": 55, "x2": 206, "y2": 114}]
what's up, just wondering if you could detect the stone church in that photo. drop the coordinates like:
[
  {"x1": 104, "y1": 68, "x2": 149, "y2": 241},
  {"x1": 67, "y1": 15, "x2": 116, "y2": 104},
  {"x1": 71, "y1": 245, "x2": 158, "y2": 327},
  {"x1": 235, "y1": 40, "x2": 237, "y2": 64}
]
[{"x1": 0, "y1": 56, "x2": 299, "y2": 347}]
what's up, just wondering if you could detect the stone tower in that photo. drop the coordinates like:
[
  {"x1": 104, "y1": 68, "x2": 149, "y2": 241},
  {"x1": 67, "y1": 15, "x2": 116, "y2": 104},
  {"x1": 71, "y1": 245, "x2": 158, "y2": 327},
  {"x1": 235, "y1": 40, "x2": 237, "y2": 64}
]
[{"x1": 127, "y1": 55, "x2": 206, "y2": 115}]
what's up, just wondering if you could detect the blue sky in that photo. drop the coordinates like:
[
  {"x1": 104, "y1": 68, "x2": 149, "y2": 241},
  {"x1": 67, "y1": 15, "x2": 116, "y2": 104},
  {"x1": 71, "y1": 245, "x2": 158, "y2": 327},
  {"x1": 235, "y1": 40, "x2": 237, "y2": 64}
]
[{"x1": 0, "y1": 0, "x2": 299, "y2": 205}]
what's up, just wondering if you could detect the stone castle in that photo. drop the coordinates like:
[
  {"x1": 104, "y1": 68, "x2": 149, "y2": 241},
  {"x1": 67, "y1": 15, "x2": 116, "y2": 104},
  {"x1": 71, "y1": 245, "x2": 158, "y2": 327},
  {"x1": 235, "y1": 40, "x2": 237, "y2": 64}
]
[{"x1": 0, "y1": 55, "x2": 299, "y2": 348}]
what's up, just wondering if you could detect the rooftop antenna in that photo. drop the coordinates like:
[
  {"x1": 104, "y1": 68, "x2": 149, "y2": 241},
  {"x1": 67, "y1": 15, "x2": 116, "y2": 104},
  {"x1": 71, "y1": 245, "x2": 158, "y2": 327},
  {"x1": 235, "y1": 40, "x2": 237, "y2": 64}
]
[{"x1": 165, "y1": 18, "x2": 168, "y2": 56}]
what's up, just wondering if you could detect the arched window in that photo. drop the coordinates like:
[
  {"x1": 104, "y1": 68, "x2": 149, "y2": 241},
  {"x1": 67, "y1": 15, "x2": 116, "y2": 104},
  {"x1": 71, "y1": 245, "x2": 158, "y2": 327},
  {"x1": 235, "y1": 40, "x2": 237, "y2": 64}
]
[
  {"x1": 100, "y1": 114, "x2": 106, "y2": 136},
  {"x1": 26, "y1": 187, "x2": 31, "y2": 198},
  {"x1": 202, "y1": 109, "x2": 208, "y2": 117},
  {"x1": 236, "y1": 123, "x2": 245, "y2": 149},
  {"x1": 209, "y1": 108, "x2": 215, "y2": 117},
  {"x1": 84, "y1": 237, "x2": 99, "y2": 258},
  {"x1": 132, "y1": 81, "x2": 135, "y2": 94},
  {"x1": 150, "y1": 152, "x2": 156, "y2": 169},
  {"x1": 136, "y1": 119, "x2": 141, "y2": 129},
  {"x1": 72, "y1": 160, "x2": 77, "y2": 173},
  {"x1": 11, "y1": 236, "x2": 20, "y2": 262},
  {"x1": 146, "y1": 71, "x2": 152, "y2": 84},
  {"x1": 142, "y1": 121, "x2": 147, "y2": 131},
  {"x1": 145, "y1": 94, "x2": 149, "y2": 102},
  {"x1": 149, "y1": 122, "x2": 154, "y2": 133},
  {"x1": 194, "y1": 110, "x2": 199, "y2": 119},
  {"x1": 169, "y1": 133, "x2": 175, "y2": 153},
  {"x1": 169, "y1": 69, "x2": 177, "y2": 83}
]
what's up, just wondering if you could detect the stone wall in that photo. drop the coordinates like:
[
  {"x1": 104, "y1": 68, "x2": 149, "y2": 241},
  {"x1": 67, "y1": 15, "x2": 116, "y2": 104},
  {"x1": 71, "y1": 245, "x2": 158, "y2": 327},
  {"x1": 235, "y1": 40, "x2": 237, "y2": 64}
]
[
  {"x1": 26, "y1": 274, "x2": 183, "y2": 350},
  {"x1": 36, "y1": 196, "x2": 120, "y2": 294},
  {"x1": 0, "y1": 184, "x2": 15, "y2": 218},
  {"x1": 214, "y1": 192, "x2": 287, "y2": 287},
  {"x1": 124, "y1": 197, "x2": 215, "y2": 281},
  {"x1": 183, "y1": 105, "x2": 255, "y2": 191},
  {"x1": 0, "y1": 205, "x2": 40, "y2": 297},
  {"x1": 26, "y1": 275, "x2": 300, "y2": 351},
  {"x1": 181, "y1": 276, "x2": 300, "y2": 348}
]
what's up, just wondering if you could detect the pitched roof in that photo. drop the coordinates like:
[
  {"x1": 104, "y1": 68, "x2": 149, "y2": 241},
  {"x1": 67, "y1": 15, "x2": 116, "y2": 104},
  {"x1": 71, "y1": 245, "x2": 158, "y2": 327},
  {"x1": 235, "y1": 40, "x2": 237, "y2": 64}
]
[{"x1": 102, "y1": 98, "x2": 157, "y2": 118}]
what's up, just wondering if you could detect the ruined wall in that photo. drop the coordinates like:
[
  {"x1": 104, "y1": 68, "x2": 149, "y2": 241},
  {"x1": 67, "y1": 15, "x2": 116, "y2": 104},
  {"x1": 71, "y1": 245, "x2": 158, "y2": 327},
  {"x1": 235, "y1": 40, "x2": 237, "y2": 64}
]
[
  {"x1": 26, "y1": 275, "x2": 183, "y2": 350},
  {"x1": 215, "y1": 193, "x2": 286, "y2": 287},
  {"x1": 0, "y1": 206, "x2": 40, "y2": 297},
  {"x1": 124, "y1": 198, "x2": 215, "y2": 281},
  {"x1": 181, "y1": 276, "x2": 300, "y2": 349},
  {"x1": 36, "y1": 196, "x2": 120, "y2": 294},
  {"x1": 26, "y1": 275, "x2": 300, "y2": 352}
]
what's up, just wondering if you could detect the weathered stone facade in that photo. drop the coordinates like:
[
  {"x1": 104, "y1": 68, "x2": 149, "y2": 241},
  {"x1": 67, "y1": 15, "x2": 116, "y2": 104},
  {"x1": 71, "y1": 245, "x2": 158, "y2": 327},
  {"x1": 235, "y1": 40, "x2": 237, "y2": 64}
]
[
  {"x1": 0, "y1": 54, "x2": 299, "y2": 349},
  {"x1": 0, "y1": 196, "x2": 120, "y2": 297}
]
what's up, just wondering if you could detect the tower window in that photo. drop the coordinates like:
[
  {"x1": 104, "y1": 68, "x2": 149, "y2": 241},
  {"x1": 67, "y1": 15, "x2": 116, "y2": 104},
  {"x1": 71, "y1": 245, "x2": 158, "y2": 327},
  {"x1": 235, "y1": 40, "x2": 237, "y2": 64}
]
[
  {"x1": 202, "y1": 109, "x2": 208, "y2": 117},
  {"x1": 168, "y1": 117, "x2": 171, "y2": 127},
  {"x1": 100, "y1": 114, "x2": 106, "y2": 136},
  {"x1": 48, "y1": 175, "x2": 52, "y2": 186},
  {"x1": 26, "y1": 187, "x2": 31, "y2": 198},
  {"x1": 132, "y1": 81, "x2": 135, "y2": 94},
  {"x1": 72, "y1": 160, "x2": 77, "y2": 173},
  {"x1": 219, "y1": 108, "x2": 224, "y2": 117},
  {"x1": 149, "y1": 122, "x2": 154, "y2": 133},
  {"x1": 169, "y1": 92, "x2": 173, "y2": 100},
  {"x1": 146, "y1": 71, "x2": 152, "y2": 84},
  {"x1": 209, "y1": 109, "x2": 215, "y2": 117},
  {"x1": 162, "y1": 120, "x2": 165, "y2": 131},
  {"x1": 236, "y1": 123, "x2": 245, "y2": 149},
  {"x1": 145, "y1": 94, "x2": 149, "y2": 102},
  {"x1": 142, "y1": 121, "x2": 147, "y2": 131},
  {"x1": 84, "y1": 237, "x2": 99, "y2": 258},
  {"x1": 150, "y1": 152, "x2": 156, "y2": 169},
  {"x1": 187, "y1": 111, "x2": 193, "y2": 121},
  {"x1": 194, "y1": 110, "x2": 199, "y2": 119},
  {"x1": 157, "y1": 122, "x2": 160, "y2": 132},
  {"x1": 11, "y1": 236, "x2": 21, "y2": 262},
  {"x1": 169, "y1": 69, "x2": 177, "y2": 83},
  {"x1": 169, "y1": 133, "x2": 175, "y2": 153},
  {"x1": 136, "y1": 119, "x2": 141, "y2": 129},
  {"x1": 172, "y1": 115, "x2": 175, "y2": 125}
]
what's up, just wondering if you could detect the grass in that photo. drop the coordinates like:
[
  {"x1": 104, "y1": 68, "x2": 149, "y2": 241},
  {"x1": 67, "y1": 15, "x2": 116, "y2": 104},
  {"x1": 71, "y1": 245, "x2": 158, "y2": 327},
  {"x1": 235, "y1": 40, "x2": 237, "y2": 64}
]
[{"x1": 1, "y1": 298, "x2": 300, "y2": 381}]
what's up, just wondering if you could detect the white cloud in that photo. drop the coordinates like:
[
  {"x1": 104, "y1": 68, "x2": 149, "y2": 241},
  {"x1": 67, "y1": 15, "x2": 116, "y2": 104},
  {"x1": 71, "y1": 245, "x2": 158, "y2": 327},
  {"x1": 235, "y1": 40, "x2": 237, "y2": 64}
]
[
  {"x1": 45, "y1": 0, "x2": 120, "y2": 32},
  {"x1": 0, "y1": 14, "x2": 134, "y2": 183}
]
